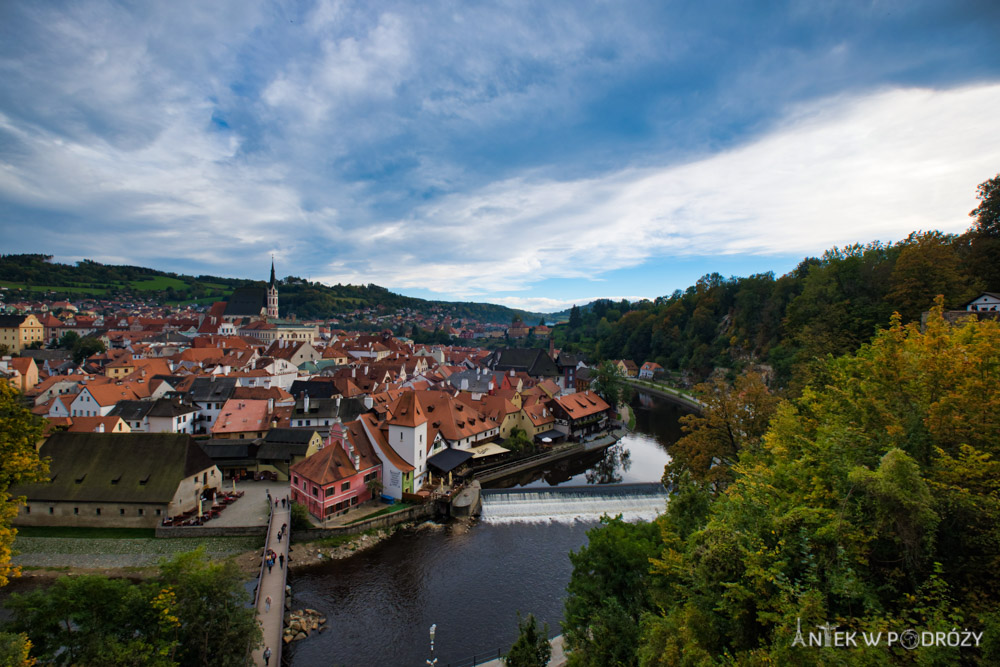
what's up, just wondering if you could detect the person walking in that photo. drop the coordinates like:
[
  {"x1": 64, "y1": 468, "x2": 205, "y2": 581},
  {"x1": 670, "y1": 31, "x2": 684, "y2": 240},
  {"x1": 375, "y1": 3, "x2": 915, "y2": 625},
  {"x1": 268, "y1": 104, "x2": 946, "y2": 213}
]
[
  {"x1": 267, "y1": 557, "x2": 273, "y2": 574},
  {"x1": 279, "y1": 553, "x2": 284, "y2": 569},
  {"x1": 263, "y1": 646, "x2": 272, "y2": 665},
  {"x1": 265, "y1": 595, "x2": 271, "y2": 613}
]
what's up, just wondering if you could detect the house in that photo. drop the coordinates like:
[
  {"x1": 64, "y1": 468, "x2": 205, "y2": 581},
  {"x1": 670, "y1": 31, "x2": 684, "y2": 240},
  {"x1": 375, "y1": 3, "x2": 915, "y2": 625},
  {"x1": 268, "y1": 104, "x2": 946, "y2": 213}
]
[
  {"x1": 964, "y1": 292, "x2": 1000, "y2": 312},
  {"x1": 211, "y1": 398, "x2": 275, "y2": 440},
  {"x1": 289, "y1": 421, "x2": 382, "y2": 521},
  {"x1": 11, "y1": 432, "x2": 221, "y2": 528},
  {"x1": 483, "y1": 348, "x2": 560, "y2": 379},
  {"x1": 256, "y1": 428, "x2": 324, "y2": 480},
  {"x1": 70, "y1": 383, "x2": 141, "y2": 417},
  {"x1": 185, "y1": 376, "x2": 239, "y2": 434},
  {"x1": 639, "y1": 361, "x2": 663, "y2": 379},
  {"x1": 0, "y1": 314, "x2": 44, "y2": 353},
  {"x1": 357, "y1": 412, "x2": 415, "y2": 499},
  {"x1": 550, "y1": 390, "x2": 611, "y2": 439},
  {"x1": 67, "y1": 415, "x2": 131, "y2": 434},
  {"x1": 145, "y1": 399, "x2": 198, "y2": 434},
  {"x1": 614, "y1": 360, "x2": 639, "y2": 378},
  {"x1": 2, "y1": 356, "x2": 38, "y2": 392}
]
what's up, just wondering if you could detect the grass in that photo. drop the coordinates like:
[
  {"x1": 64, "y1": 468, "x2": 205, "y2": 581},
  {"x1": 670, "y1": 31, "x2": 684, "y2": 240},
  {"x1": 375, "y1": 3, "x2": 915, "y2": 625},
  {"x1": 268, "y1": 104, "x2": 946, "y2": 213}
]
[
  {"x1": 16, "y1": 527, "x2": 156, "y2": 539},
  {"x1": 0, "y1": 282, "x2": 108, "y2": 295},
  {"x1": 128, "y1": 276, "x2": 189, "y2": 291},
  {"x1": 627, "y1": 405, "x2": 637, "y2": 430},
  {"x1": 344, "y1": 501, "x2": 413, "y2": 525}
]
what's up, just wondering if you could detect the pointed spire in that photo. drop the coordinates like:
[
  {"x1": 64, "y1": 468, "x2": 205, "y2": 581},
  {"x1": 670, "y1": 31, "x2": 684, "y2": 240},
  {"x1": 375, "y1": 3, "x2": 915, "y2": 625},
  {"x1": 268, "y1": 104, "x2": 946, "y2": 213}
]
[{"x1": 269, "y1": 256, "x2": 276, "y2": 287}]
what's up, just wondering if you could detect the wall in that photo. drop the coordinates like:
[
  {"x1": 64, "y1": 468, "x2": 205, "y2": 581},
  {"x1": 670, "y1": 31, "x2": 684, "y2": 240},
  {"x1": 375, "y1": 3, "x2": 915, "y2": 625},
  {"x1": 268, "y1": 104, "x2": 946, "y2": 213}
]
[
  {"x1": 16, "y1": 501, "x2": 167, "y2": 528},
  {"x1": 294, "y1": 502, "x2": 435, "y2": 541}
]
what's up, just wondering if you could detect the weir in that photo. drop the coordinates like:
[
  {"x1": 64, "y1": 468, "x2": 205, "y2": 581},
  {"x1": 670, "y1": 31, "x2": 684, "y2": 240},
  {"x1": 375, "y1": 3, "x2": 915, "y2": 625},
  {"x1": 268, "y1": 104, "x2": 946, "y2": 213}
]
[{"x1": 479, "y1": 482, "x2": 668, "y2": 524}]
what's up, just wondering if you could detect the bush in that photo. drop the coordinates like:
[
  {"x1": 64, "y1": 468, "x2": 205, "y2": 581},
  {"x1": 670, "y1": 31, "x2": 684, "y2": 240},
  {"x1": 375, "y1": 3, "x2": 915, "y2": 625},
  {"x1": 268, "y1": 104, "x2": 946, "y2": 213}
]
[{"x1": 289, "y1": 502, "x2": 313, "y2": 531}]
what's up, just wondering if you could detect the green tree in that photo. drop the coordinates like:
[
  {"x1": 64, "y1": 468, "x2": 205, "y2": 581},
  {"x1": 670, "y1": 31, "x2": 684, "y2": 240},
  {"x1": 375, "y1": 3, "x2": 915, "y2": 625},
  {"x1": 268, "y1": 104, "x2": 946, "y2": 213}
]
[
  {"x1": 568, "y1": 305, "x2": 582, "y2": 329},
  {"x1": 504, "y1": 613, "x2": 550, "y2": 667},
  {"x1": 289, "y1": 501, "x2": 313, "y2": 530},
  {"x1": 563, "y1": 516, "x2": 660, "y2": 667},
  {"x1": 503, "y1": 427, "x2": 533, "y2": 454},
  {"x1": 590, "y1": 361, "x2": 631, "y2": 409},
  {"x1": 0, "y1": 383, "x2": 49, "y2": 588},
  {"x1": 967, "y1": 173, "x2": 1000, "y2": 288},
  {"x1": 71, "y1": 337, "x2": 106, "y2": 364},
  {"x1": 0, "y1": 632, "x2": 34, "y2": 666}
]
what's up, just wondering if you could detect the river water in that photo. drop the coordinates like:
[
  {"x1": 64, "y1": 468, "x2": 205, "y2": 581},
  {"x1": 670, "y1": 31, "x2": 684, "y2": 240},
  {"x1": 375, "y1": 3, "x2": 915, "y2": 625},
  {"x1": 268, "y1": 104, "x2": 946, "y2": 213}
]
[{"x1": 286, "y1": 393, "x2": 688, "y2": 666}]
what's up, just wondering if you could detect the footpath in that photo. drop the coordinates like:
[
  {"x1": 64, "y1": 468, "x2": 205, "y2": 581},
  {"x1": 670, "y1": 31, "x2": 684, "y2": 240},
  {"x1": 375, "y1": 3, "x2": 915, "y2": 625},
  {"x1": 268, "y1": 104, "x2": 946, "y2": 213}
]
[{"x1": 251, "y1": 495, "x2": 290, "y2": 667}]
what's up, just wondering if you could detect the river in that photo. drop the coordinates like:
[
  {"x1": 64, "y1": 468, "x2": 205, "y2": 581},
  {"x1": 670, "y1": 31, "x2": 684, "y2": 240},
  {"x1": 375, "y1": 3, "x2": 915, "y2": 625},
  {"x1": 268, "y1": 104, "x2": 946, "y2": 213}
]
[{"x1": 286, "y1": 393, "x2": 688, "y2": 666}]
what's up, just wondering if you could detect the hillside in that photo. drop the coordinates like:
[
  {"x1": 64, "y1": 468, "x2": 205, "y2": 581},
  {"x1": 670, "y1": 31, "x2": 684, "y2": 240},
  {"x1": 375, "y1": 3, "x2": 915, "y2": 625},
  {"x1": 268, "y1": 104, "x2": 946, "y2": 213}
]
[{"x1": 0, "y1": 254, "x2": 547, "y2": 325}]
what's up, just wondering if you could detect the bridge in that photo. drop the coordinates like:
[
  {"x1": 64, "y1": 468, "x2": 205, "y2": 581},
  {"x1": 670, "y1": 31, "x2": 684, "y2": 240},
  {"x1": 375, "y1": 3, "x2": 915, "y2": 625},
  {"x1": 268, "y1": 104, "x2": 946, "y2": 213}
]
[{"x1": 250, "y1": 492, "x2": 291, "y2": 667}]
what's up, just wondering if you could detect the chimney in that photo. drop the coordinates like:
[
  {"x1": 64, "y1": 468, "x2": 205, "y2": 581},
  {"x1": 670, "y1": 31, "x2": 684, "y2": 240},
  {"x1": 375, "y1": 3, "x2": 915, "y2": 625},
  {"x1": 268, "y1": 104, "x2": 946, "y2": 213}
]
[
  {"x1": 268, "y1": 398, "x2": 274, "y2": 414},
  {"x1": 303, "y1": 392, "x2": 310, "y2": 413},
  {"x1": 97, "y1": 422, "x2": 105, "y2": 433},
  {"x1": 352, "y1": 367, "x2": 356, "y2": 378}
]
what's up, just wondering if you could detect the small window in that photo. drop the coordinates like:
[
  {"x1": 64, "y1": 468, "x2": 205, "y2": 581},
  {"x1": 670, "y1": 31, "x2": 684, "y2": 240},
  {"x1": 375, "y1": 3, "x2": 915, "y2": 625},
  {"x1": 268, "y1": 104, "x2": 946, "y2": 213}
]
[
  {"x1": 74, "y1": 507, "x2": 79, "y2": 515},
  {"x1": 312, "y1": 486, "x2": 318, "y2": 496},
  {"x1": 120, "y1": 508, "x2": 125, "y2": 515},
  {"x1": 293, "y1": 475, "x2": 298, "y2": 485},
  {"x1": 96, "y1": 508, "x2": 101, "y2": 515},
  {"x1": 155, "y1": 509, "x2": 161, "y2": 516},
  {"x1": 49, "y1": 507, "x2": 54, "y2": 514},
  {"x1": 25, "y1": 506, "x2": 30, "y2": 514},
  {"x1": 341, "y1": 481, "x2": 350, "y2": 492},
  {"x1": 138, "y1": 509, "x2": 144, "y2": 516}
]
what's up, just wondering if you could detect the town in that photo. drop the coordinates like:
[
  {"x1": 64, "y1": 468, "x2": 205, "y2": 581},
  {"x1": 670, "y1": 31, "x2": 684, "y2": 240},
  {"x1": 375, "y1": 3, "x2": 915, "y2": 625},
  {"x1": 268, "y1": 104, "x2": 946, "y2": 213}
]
[{"x1": 0, "y1": 260, "x2": 662, "y2": 529}]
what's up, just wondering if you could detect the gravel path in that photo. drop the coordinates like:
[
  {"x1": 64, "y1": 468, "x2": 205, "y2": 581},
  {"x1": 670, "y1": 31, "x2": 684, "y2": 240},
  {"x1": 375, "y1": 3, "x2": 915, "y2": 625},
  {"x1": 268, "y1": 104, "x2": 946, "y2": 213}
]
[{"x1": 13, "y1": 535, "x2": 263, "y2": 569}]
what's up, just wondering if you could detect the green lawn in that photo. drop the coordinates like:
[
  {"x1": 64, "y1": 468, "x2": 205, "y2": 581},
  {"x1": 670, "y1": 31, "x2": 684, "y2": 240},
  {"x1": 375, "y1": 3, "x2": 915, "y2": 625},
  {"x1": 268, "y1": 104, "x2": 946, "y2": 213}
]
[
  {"x1": 0, "y1": 281, "x2": 108, "y2": 295},
  {"x1": 128, "y1": 276, "x2": 189, "y2": 291},
  {"x1": 16, "y1": 526, "x2": 156, "y2": 539}
]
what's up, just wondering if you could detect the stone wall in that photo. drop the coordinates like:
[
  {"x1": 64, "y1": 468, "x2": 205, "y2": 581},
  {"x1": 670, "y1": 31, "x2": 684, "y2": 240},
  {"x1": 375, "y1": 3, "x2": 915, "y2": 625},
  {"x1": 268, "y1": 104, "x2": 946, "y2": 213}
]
[
  {"x1": 294, "y1": 503, "x2": 435, "y2": 542},
  {"x1": 155, "y1": 524, "x2": 268, "y2": 538}
]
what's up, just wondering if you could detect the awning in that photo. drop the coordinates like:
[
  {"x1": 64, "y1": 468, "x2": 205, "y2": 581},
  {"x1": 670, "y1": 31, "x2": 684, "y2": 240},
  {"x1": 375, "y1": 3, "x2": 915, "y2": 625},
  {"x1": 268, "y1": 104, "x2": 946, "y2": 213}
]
[
  {"x1": 427, "y1": 448, "x2": 474, "y2": 473},
  {"x1": 469, "y1": 442, "x2": 511, "y2": 459},
  {"x1": 533, "y1": 429, "x2": 565, "y2": 441}
]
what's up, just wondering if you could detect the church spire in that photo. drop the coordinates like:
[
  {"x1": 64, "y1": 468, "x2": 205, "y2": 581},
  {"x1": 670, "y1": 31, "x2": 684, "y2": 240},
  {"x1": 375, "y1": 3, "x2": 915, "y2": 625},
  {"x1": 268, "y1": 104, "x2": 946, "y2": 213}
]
[{"x1": 269, "y1": 256, "x2": 276, "y2": 287}]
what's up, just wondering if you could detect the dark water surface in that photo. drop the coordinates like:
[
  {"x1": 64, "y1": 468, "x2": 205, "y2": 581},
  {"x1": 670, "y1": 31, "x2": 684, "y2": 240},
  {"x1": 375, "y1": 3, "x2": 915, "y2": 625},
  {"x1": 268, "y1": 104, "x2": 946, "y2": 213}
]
[{"x1": 286, "y1": 392, "x2": 686, "y2": 666}]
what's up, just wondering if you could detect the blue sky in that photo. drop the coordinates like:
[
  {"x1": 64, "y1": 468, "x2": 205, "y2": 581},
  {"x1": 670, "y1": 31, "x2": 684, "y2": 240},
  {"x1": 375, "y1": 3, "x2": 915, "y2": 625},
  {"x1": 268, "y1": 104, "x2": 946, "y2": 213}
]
[{"x1": 1, "y1": 1, "x2": 999, "y2": 312}]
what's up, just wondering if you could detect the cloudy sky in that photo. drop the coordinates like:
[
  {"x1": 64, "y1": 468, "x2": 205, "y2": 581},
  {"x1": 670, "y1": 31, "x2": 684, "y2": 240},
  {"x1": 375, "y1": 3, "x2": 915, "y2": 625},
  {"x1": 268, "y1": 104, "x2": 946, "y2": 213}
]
[{"x1": 2, "y1": 1, "x2": 999, "y2": 311}]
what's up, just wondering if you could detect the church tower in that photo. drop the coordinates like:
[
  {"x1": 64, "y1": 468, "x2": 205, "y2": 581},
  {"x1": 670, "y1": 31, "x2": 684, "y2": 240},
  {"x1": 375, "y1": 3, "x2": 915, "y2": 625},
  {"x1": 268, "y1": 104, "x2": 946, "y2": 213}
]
[{"x1": 266, "y1": 258, "x2": 279, "y2": 319}]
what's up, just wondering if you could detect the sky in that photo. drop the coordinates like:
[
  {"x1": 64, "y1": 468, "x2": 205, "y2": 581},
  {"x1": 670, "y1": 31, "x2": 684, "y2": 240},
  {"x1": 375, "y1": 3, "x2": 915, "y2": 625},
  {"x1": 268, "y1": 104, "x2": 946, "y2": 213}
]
[{"x1": 1, "y1": 1, "x2": 999, "y2": 312}]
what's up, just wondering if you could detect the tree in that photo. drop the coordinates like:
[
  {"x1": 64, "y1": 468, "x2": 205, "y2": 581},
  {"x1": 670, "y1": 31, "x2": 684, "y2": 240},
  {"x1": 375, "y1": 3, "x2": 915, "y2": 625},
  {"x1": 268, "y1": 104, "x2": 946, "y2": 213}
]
[
  {"x1": 289, "y1": 501, "x2": 313, "y2": 530},
  {"x1": 5, "y1": 547, "x2": 261, "y2": 667},
  {"x1": 0, "y1": 632, "x2": 34, "y2": 667},
  {"x1": 563, "y1": 516, "x2": 660, "y2": 666},
  {"x1": 970, "y1": 173, "x2": 1000, "y2": 238},
  {"x1": 590, "y1": 361, "x2": 631, "y2": 409},
  {"x1": 568, "y1": 305, "x2": 582, "y2": 329},
  {"x1": 71, "y1": 337, "x2": 106, "y2": 364},
  {"x1": 503, "y1": 428, "x2": 533, "y2": 454},
  {"x1": 639, "y1": 305, "x2": 1000, "y2": 664},
  {"x1": 967, "y1": 173, "x2": 1000, "y2": 288},
  {"x1": 0, "y1": 383, "x2": 49, "y2": 588},
  {"x1": 504, "y1": 613, "x2": 550, "y2": 667},
  {"x1": 663, "y1": 371, "x2": 781, "y2": 492}
]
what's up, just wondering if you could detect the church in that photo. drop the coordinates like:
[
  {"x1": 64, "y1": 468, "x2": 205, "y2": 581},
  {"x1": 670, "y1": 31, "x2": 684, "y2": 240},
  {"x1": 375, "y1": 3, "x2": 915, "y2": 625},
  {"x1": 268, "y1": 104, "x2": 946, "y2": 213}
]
[{"x1": 221, "y1": 259, "x2": 279, "y2": 323}]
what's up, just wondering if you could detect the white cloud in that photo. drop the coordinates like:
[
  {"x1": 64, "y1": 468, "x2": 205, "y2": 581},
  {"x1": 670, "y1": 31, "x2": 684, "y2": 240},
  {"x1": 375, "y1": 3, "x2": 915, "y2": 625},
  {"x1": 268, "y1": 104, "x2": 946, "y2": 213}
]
[
  {"x1": 325, "y1": 83, "x2": 1000, "y2": 296},
  {"x1": 484, "y1": 295, "x2": 650, "y2": 313}
]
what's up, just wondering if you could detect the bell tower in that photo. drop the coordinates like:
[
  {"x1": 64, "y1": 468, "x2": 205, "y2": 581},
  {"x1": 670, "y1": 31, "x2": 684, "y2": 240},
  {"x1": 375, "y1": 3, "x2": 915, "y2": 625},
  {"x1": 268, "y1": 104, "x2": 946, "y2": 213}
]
[{"x1": 266, "y1": 257, "x2": 279, "y2": 319}]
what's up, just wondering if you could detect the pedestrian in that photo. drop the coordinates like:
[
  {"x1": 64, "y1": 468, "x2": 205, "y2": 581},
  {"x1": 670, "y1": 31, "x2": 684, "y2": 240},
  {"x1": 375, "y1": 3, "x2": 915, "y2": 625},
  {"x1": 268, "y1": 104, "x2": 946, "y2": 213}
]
[
  {"x1": 282, "y1": 522, "x2": 287, "y2": 532},
  {"x1": 277, "y1": 531, "x2": 282, "y2": 543},
  {"x1": 265, "y1": 596, "x2": 271, "y2": 613},
  {"x1": 281, "y1": 497, "x2": 286, "y2": 508},
  {"x1": 263, "y1": 646, "x2": 271, "y2": 666},
  {"x1": 267, "y1": 558, "x2": 273, "y2": 574},
  {"x1": 275, "y1": 498, "x2": 278, "y2": 508},
  {"x1": 279, "y1": 553, "x2": 284, "y2": 569}
]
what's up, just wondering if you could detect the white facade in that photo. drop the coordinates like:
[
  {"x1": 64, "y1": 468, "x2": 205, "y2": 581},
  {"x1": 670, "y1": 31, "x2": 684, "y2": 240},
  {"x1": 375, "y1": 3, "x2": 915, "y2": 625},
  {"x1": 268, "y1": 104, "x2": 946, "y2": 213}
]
[{"x1": 966, "y1": 293, "x2": 1000, "y2": 312}]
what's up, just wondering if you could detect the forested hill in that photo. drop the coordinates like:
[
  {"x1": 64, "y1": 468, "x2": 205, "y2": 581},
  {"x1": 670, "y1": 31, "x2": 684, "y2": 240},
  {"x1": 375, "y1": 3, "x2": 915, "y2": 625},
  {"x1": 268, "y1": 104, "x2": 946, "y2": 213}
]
[
  {"x1": 0, "y1": 254, "x2": 547, "y2": 324},
  {"x1": 553, "y1": 175, "x2": 1000, "y2": 386}
]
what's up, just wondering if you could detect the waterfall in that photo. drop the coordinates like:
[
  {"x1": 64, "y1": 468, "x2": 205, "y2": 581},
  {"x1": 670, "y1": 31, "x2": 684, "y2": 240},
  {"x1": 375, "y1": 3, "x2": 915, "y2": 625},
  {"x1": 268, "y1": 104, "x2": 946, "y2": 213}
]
[{"x1": 480, "y1": 483, "x2": 668, "y2": 524}]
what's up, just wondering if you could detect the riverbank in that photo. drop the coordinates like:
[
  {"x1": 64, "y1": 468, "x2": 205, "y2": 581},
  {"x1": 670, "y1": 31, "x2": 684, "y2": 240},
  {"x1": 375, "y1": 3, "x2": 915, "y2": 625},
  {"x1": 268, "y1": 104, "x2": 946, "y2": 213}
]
[{"x1": 627, "y1": 379, "x2": 703, "y2": 412}]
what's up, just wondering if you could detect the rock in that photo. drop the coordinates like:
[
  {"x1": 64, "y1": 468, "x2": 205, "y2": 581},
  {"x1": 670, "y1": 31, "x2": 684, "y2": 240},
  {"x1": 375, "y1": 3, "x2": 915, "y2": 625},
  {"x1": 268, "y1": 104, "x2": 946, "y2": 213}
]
[
  {"x1": 294, "y1": 632, "x2": 307, "y2": 641},
  {"x1": 305, "y1": 608, "x2": 318, "y2": 615},
  {"x1": 289, "y1": 621, "x2": 302, "y2": 633},
  {"x1": 283, "y1": 635, "x2": 293, "y2": 644},
  {"x1": 318, "y1": 616, "x2": 327, "y2": 624}
]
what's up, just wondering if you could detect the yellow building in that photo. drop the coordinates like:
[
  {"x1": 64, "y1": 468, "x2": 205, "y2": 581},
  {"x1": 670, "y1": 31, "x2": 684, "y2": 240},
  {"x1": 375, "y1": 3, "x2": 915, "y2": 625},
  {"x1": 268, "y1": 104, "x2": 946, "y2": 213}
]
[{"x1": 0, "y1": 314, "x2": 44, "y2": 353}]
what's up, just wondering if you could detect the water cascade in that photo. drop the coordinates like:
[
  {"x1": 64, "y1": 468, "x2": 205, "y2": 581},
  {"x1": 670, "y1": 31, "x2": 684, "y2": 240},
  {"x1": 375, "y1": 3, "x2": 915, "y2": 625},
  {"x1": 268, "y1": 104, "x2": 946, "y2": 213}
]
[{"x1": 480, "y1": 482, "x2": 668, "y2": 524}]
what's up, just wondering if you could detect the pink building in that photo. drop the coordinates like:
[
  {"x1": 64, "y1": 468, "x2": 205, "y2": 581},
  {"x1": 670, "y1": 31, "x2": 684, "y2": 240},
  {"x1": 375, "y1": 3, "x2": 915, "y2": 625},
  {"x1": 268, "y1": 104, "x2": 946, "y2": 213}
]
[{"x1": 289, "y1": 420, "x2": 382, "y2": 521}]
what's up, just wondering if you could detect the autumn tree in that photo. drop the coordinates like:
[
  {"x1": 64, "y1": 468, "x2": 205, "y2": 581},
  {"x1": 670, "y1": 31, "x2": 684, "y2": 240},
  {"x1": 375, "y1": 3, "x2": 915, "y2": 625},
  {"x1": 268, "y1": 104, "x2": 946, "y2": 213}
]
[
  {"x1": 663, "y1": 371, "x2": 780, "y2": 492},
  {"x1": 639, "y1": 304, "x2": 1000, "y2": 664},
  {"x1": 0, "y1": 383, "x2": 49, "y2": 588},
  {"x1": 886, "y1": 231, "x2": 979, "y2": 320}
]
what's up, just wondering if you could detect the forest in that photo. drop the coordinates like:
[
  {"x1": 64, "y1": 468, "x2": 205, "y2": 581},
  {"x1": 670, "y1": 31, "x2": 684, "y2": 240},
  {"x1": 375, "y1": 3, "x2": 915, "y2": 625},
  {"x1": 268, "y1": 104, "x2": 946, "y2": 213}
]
[
  {"x1": 551, "y1": 175, "x2": 1000, "y2": 388},
  {"x1": 556, "y1": 174, "x2": 1000, "y2": 666}
]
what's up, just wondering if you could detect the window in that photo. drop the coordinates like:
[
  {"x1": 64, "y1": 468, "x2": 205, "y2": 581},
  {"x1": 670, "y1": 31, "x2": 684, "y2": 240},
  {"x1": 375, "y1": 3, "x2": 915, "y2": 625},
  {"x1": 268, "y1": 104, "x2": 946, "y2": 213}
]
[
  {"x1": 155, "y1": 509, "x2": 161, "y2": 516},
  {"x1": 138, "y1": 509, "x2": 144, "y2": 516},
  {"x1": 74, "y1": 507, "x2": 79, "y2": 515},
  {"x1": 96, "y1": 508, "x2": 101, "y2": 515},
  {"x1": 293, "y1": 475, "x2": 298, "y2": 485},
  {"x1": 49, "y1": 507, "x2": 53, "y2": 515},
  {"x1": 120, "y1": 508, "x2": 125, "y2": 515},
  {"x1": 325, "y1": 487, "x2": 335, "y2": 497},
  {"x1": 24, "y1": 506, "x2": 29, "y2": 514},
  {"x1": 341, "y1": 481, "x2": 350, "y2": 492},
  {"x1": 350, "y1": 496, "x2": 358, "y2": 506},
  {"x1": 312, "y1": 486, "x2": 318, "y2": 496}
]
